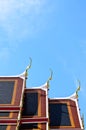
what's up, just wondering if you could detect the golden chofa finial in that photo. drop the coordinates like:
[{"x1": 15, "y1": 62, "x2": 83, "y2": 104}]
[
  {"x1": 76, "y1": 80, "x2": 81, "y2": 98},
  {"x1": 25, "y1": 57, "x2": 32, "y2": 79},
  {"x1": 47, "y1": 69, "x2": 53, "y2": 90}
]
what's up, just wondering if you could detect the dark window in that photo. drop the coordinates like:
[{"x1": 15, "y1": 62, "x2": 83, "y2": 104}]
[
  {"x1": 0, "y1": 81, "x2": 15, "y2": 104},
  {"x1": 49, "y1": 103, "x2": 71, "y2": 126},
  {"x1": 0, "y1": 125, "x2": 7, "y2": 130},
  {"x1": 19, "y1": 123, "x2": 38, "y2": 130},
  {"x1": 22, "y1": 92, "x2": 38, "y2": 116},
  {"x1": 0, "y1": 112, "x2": 9, "y2": 117}
]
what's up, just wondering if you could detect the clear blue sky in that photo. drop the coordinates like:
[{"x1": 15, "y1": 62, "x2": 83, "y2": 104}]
[{"x1": 0, "y1": 0, "x2": 86, "y2": 128}]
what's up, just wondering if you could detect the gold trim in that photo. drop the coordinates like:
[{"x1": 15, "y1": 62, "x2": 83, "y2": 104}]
[
  {"x1": 38, "y1": 90, "x2": 41, "y2": 117},
  {"x1": 67, "y1": 101, "x2": 75, "y2": 127},
  {"x1": 10, "y1": 80, "x2": 17, "y2": 118},
  {"x1": 38, "y1": 90, "x2": 41, "y2": 129},
  {"x1": 11, "y1": 80, "x2": 17, "y2": 105},
  {"x1": 7, "y1": 125, "x2": 11, "y2": 130}
]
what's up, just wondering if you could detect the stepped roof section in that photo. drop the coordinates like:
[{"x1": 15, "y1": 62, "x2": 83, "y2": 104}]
[
  {"x1": 20, "y1": 82, "x2": 49, "y2": 130},
  {"x1": 0, "y1": 59, "x2": 49, "y2": 130},
  {"x1": 49, "y1": 89, "x2": 84, "y2": 130},
  {"x1": 0, "y1": 70, "x2": 27, "y2": 130},
  {"x1": 0, "y1": 61, "x2": 84, "y2": 130}
]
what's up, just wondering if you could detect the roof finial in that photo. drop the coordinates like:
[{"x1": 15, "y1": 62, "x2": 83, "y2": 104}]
[
  {"x1": 47, "y1": 69, "x2": 53, "y2": 90},
  {"x1": 25, "y1": 57, "x2": 32, "y2": 79},
  {"x1": 76, "y1": 80, "x2": 80, "y2": 98}
]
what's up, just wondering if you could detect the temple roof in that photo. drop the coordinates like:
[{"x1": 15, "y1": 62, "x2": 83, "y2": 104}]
[
  {"x1": 0, "y1": 74, "x2": 25, "y2": 130},
  {"x1": 49, "y1": 90, "x2": 83, "y2": 130},
  {"x1": 0, "y1": 71, "x2": 84, "y2": 130}
]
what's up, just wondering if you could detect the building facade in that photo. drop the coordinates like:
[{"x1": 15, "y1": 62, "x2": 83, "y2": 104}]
[{"x1": 0, "y1": 69, "x2": 84, "y2": 130}]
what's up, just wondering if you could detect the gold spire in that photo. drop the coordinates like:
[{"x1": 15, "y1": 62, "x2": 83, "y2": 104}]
[
  {"x1": 76, "y1": 80, "x2": 80, "y2": 98},
  {"x1": 25, "y1": 57, "x2": 32, "y2": 79},
  {"x1": 47, "y1": 69, "x2": 53, "y2": 90}
]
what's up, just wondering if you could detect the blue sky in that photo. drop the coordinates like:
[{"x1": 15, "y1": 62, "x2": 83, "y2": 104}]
[{"x1": 0, "y1": 0, "x2": 86, "y2": 128}]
